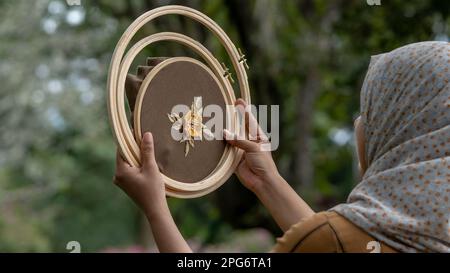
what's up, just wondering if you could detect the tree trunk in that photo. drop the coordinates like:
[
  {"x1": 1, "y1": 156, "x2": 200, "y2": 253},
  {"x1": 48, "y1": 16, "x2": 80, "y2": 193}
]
[{"x1": 294, "y1": 67, "x2": 320, "y2": 190}]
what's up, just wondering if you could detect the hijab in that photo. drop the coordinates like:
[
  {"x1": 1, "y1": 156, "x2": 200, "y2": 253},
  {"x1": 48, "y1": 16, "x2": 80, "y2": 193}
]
[{"x1": 333, "y1": 41, "x2": 450, "y2": 252}]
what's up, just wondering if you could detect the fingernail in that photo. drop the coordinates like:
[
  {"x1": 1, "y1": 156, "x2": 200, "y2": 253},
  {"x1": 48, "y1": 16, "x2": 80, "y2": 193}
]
[
  {"x1": 235, "y1": 98, "x2": 247, "y2": 106},
  {"x1": 143, "y1": 132, "x2": 152, "y2": 143},
  {"x1": 235, "y1": 104, "x2": 245, "y2": 115},
  {"x1": 223, "y1": 129, "x2": 234, "y2": 140}
]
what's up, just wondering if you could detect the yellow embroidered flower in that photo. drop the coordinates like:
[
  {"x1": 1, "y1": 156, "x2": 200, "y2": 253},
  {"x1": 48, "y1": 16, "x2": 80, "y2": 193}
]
[
  {"x1": 168, "y1": 97, "x2": 213, "y2": 157},
  {"x1": 183, "y1": 109, "x2": 203, "y2": 138}
]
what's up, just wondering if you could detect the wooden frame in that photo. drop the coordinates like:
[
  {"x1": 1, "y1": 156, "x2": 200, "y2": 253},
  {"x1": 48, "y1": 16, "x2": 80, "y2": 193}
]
[{"x1": 107, "y1": 5, "x2": 251, "y2": 198}]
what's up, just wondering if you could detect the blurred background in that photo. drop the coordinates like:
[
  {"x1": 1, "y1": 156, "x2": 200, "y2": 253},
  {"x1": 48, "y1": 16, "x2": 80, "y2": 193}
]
[{"x1": 0, "y1": 0, "x2": 448, "y2": 252}]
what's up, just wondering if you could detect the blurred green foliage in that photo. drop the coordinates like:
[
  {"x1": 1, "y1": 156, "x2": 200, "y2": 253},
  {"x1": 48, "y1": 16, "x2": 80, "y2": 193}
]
[{"x1": 0, "y1": 0, "x2": 448, "y2": 252}]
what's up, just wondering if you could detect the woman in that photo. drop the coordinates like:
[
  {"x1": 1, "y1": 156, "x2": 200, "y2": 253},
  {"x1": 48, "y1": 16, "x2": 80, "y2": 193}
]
[{"x1": 113, "y1": 41, "x2": 450, "y2": 253}]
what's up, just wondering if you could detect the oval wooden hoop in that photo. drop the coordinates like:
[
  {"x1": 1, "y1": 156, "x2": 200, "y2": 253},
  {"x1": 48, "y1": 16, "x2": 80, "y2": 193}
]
[
  {"x1": 107, "y1": 5, "x2": 250, "y2": 198},
  {"x1": 134, "y1": 57, "x2": 236, "y2": 192}
]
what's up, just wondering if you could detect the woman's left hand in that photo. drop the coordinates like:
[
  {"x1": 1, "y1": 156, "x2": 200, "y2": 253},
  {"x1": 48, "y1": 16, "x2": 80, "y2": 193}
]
[
  {"x1": 113, "y1": 132, "x2": 192, "y2": 252},
  {"x1": 113, "y1": 132, "x2": 166, "y2": 216}
]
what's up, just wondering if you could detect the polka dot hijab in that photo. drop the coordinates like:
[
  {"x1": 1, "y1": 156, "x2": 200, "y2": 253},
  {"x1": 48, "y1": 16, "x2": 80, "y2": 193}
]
[{"x1": 333, "y1": 41, "x2": 450, "y2": 252}]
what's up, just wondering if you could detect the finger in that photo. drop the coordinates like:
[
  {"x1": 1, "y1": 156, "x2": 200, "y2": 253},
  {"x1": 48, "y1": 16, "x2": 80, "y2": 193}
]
[
  {"x1": 140, "y1": 132, "x2": 157, "y2": 172},
  {"x1": 235, "y1": 99, "x2": 251, "y2": 137},
  {"x1": 236, "y1": 158, "x2": 252, "y2": 178},
  {"x1": 235, "y1": 159, "x2": 248, "y2": 181},
  {"x1": 235, "y1": 99, "x2": 269, "y2": 142},
  {"x1": 116, "y1": 149, "x2": 132, "y2": 171},
  {"x1": 224, "y1": 129, "x2": 260, "y2": 152},
  {"x1": 235, "y1": 158, "x2": 257, "y2": 187},
  {"x1": 114, "y1": 149, "x2": 133, "y2": 185}
]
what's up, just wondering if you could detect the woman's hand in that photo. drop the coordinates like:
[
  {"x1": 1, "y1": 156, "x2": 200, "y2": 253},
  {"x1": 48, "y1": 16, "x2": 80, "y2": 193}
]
[
  {"x1": 113, "y1": 132, "x2": 191, "y2": 252},
  {"x1": 114, "y1": 132, "x2": 166, "y2": 216},
  {"x1": 225, "y1": 99, "x2": 315, "y2": 231},
  {"x1": 224, "y1": 99, "x2": 280, "y2": 193}
]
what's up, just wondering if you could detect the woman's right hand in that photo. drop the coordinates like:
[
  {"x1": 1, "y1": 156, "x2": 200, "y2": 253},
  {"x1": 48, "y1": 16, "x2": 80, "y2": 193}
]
[
  {"x1": 224, "y1": 99, "x2": 314, "y2": 231},
  {"x1": 224, "y1": 99, "x2": 280, "y2": 193}
]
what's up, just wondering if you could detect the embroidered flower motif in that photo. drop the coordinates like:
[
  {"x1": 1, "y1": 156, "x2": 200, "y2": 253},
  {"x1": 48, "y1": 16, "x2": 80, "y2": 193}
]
[{"x1": 167, "y1": 97, "x2": 213, "y2": 157}]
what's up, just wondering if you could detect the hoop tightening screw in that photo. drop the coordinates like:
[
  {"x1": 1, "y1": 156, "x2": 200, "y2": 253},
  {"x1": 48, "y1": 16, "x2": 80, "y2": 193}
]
[
  {"x1": 238, "y1": 48, "x2": 249, "y2": 70},
  {"x1": 221, "y1": 62, "x2": 235, "y2": 84}
]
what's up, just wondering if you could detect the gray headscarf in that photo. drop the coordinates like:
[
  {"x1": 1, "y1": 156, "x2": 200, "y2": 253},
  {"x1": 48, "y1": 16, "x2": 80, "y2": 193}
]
[{"x1": 333, "y1": 41, "x2": 450, "y2": 252}]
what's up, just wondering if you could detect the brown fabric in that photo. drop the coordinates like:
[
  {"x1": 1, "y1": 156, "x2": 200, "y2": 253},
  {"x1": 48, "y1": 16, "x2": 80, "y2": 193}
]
[
  {"x1": 271, "y1": 211, "x2": 399, "y2": 253},
  {"x1": 125, "y1": 58, "x2": 227, "y2": 183}
]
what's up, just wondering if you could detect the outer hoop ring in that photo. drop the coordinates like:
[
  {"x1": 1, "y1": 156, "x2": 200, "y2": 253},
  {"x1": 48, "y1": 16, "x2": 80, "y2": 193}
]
[{"x1": 107, "y1": 5, "x2": 250, "y2": 198}]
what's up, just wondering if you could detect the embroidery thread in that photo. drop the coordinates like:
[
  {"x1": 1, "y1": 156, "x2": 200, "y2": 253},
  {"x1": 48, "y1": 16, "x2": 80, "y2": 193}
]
[{"x1": 168, "y1": 97, "x2": 213, "y2": 157}]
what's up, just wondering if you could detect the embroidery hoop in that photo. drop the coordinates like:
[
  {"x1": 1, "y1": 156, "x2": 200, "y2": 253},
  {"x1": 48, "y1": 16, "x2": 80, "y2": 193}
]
[{"x1": 107, "y1": 5, "x2": 251, "y2": 198}]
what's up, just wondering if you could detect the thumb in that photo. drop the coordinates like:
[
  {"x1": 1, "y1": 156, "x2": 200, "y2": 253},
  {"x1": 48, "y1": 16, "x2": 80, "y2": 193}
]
[{"x1": 141, "y1": 132, "x2": 157, "y2": 171}]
